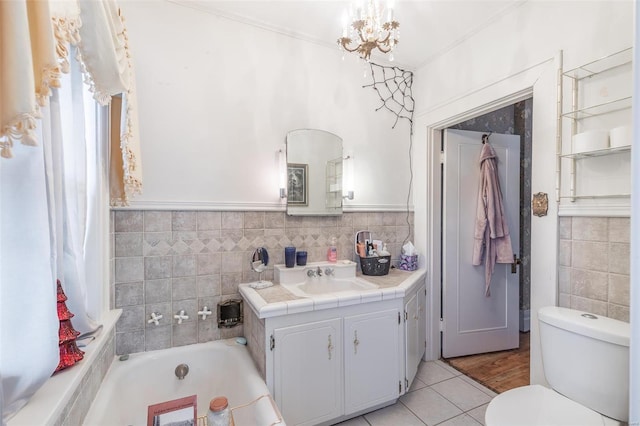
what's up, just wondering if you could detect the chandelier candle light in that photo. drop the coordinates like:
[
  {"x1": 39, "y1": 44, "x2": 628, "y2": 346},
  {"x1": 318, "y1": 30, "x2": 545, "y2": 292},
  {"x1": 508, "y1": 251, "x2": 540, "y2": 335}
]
[{"x1": 338, "y1": 0, "x2": 399, "y2": 61}]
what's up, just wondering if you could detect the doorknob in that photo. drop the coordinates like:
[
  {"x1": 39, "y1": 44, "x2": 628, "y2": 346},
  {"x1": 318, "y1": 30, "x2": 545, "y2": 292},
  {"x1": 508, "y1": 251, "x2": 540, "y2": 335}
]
[{"x1": 511, "y1": 254, "x2": 521, "y2": 274}]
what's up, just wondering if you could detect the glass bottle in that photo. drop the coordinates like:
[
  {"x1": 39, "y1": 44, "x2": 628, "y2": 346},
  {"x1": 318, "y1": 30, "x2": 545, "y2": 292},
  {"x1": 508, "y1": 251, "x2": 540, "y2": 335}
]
[{"x1": 207, "y1": 396, "x2": 230, "y2": 426}]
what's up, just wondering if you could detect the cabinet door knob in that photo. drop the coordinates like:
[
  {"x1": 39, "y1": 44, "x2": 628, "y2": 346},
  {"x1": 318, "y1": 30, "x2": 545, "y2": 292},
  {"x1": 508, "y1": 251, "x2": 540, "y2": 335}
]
[{"x1": 353, "y1": 331, "x2": 359, "y2": 354}]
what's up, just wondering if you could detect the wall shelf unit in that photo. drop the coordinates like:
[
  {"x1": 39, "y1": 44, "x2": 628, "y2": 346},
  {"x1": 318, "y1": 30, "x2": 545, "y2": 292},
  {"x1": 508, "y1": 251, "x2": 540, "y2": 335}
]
[
  {"x1": 560, "y1": 145, "x2": 631, "y2": 160},
  {"x1": 557, "y1": 47, "x2": 633, "y2": 214}
]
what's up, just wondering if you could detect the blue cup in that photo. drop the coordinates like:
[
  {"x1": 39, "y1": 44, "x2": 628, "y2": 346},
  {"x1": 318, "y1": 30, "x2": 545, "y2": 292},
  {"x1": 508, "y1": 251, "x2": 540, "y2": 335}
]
[
  {"x1": 284, "y1": 246, "x2": 296, "y2": 268},
  {"x1": 296, "y1": 251, "x2": 308, "y2": 266}
]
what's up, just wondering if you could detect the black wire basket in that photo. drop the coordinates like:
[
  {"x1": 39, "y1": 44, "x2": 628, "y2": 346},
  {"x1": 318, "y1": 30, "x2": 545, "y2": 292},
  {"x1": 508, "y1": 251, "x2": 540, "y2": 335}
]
[{"x1": 359, "y1": 255, "x2": 391, "y2": 276}]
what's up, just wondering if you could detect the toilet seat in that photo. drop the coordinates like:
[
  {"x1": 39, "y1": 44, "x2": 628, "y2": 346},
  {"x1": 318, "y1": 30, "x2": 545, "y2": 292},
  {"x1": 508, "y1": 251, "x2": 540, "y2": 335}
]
[{"x1": 485, "y1": 385, "x2": 608, "y2": 426}]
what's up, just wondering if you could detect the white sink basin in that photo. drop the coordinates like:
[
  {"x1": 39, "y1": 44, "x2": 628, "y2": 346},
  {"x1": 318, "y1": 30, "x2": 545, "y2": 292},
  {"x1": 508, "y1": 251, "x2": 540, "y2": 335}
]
[{"x1": 282, "y1": 277, "x2": 378, "y2": 298}]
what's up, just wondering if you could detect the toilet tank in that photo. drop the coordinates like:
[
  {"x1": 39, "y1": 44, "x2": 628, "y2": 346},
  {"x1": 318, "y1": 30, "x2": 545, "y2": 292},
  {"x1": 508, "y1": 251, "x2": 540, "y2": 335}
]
[{"x1": 538, "y1": 306, "x2": 629, "y2": 422}]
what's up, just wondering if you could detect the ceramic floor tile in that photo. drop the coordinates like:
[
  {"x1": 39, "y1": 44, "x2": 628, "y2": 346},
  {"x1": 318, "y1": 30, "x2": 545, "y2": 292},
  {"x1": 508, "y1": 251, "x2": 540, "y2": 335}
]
[
  {"x1": 408, "y1": 376, "x2": 427, "y2": 393},
  {"x1": 364, "y1": 402, "x2": 425, "y2": 426},
  {"x1": 334, "y1": 415, "x2": 370, "y2": 426},
  {"x1": 399, "y1": 386, "x2": 462, "y2": 425},
  {"x1": 434, "y1": 359, "x2": 463, "y2": 377},
  {"x1": 430, "y1": 377, "x2": 492, "y2": 412},
  {"x1": 466, "y1": 403, "x2": 489, "y2": 426},
  {"x1": 415, "y1": 360, "x2": 457, "y2": 386},
  {"x1": 437, "y1": 413, "x2": 483, "y2": 426},
  {"x1": 458, "y1": 374, "x2": 497, "y2": 397}
]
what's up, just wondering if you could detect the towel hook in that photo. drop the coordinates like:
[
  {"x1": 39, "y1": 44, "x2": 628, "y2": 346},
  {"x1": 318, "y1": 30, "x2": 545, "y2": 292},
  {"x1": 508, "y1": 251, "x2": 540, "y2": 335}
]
[{"x1": 481, "y1": 131, "x2": 493, "y2": 144}]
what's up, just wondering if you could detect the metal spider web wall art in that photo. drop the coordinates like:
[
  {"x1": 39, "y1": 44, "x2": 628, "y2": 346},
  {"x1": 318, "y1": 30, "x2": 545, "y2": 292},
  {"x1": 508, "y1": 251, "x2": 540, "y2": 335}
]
[{"x1": 363, "y1": 62, "x2": 415, "y2": 131}]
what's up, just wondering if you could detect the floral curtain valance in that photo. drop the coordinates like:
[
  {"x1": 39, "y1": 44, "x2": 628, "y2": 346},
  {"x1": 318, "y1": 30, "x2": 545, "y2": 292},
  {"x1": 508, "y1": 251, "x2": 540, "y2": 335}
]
[{"x1": 0, "y1": 0, "x2": 142, "y2": 205}]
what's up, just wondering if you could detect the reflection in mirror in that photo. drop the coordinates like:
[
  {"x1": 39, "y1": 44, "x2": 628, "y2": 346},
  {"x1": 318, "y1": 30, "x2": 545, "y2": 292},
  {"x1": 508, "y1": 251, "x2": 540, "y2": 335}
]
[
  {"x1": 251, "y1": 247, "x2": 269, "y2": 282},
  {"x1": 286, "y1": 129, "x2": 343, "y2": 216}
]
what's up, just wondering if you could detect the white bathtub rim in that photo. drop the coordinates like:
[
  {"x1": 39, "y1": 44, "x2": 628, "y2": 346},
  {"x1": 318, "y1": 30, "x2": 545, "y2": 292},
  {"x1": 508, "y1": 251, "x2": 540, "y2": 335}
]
[
  {"x1": 84, "y1": 338, "x2": 280, "y2": 425},
  {"x1": 7, "y1": 309, "x2": 121, "y2": 426}
]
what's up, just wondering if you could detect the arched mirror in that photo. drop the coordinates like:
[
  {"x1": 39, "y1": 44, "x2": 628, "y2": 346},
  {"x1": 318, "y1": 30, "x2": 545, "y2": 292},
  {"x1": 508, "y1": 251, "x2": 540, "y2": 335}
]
[{"x1": 286, "y1": 129, "x2": 343, "y2": 216}]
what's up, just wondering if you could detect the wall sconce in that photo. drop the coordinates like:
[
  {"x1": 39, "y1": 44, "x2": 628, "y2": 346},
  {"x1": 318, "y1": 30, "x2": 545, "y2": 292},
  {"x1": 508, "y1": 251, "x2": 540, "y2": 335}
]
[
  {"x1": 343, "y1": 154, "x2": 354, "y2": 200},
  {"x1": 278, "y1": 145, "x2": 287, "y2": 199}
]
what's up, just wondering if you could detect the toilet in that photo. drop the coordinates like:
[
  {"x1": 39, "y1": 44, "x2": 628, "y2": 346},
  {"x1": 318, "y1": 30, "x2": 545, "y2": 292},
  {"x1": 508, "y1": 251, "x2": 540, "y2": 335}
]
[{"x1": 485, "y1": 306, "x2": 630, "y2": 426}]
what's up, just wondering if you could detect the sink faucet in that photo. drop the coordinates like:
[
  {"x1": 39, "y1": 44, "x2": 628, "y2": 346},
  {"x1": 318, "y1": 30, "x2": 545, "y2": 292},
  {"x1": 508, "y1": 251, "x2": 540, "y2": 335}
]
[{"x1": 316, "y1": 266, "x2": 323, "y2": 277}]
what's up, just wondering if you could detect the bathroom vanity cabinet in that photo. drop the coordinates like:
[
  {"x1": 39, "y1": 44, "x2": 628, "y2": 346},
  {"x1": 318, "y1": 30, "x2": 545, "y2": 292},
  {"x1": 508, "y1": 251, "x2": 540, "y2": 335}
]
[
  {"x1": 271, "y1": 304, "x2": 400, "y2": 425},
  {"x1": 240, "y1": 268, "x2": 426, "y2": 426}
]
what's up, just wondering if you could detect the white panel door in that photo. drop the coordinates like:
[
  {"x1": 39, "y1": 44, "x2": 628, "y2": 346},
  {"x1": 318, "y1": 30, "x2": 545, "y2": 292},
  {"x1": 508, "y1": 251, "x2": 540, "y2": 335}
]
[
  {"x1": 442, "y1": 129, "x2": 520, "y2": 358},
  {"x1": 273, "y1": 318, "x2": 342, "y2": 426},
  {"x1": 344, "y1": 309, "x2": 399, "y2": 415}
]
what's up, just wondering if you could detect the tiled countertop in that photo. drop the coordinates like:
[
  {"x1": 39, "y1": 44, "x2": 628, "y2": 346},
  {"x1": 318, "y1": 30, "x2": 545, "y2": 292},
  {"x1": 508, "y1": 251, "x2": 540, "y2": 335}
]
[{"x1": 239, "y1": 267, "x2": 426, "y2": 319}]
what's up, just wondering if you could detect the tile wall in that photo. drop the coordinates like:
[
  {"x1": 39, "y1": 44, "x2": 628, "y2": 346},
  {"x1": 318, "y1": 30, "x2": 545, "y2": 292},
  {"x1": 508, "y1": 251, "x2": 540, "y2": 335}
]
[
  {"x1": 53, "y1": 328, "x2": 115, "y2": 425},
  {"x1": 558, "y1": 216, "x2": 630, "y2": 322},
  {"x1": 111, "y1": 210, "x2": 414, "y2": 355}
]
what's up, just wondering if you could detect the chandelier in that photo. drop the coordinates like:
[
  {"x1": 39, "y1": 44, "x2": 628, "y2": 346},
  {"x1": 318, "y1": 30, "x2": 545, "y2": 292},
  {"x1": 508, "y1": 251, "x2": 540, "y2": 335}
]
[{"x1": 337, "y1": 0, "x2": 399, "y2": 62}]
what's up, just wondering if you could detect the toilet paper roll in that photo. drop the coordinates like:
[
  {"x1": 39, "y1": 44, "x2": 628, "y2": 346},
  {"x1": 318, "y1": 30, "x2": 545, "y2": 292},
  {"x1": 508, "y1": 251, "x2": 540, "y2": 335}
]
[
  {"x1": 609, "y1": 125, "x2": 631, "y2": 148},
  {"x1": 572, "y1": 130, "x2": 609, "y2": 153}
]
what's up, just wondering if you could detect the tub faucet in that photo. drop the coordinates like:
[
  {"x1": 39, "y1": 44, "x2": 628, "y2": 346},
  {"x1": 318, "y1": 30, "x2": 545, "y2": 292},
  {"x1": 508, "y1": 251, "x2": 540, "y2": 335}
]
[
  {"x1": 175, "y1": 363, "x2": 189, "y2": 380},
  {"x1": 147, "y1": 312, "x2": 163, "y2": 326},
  {"x1": 174, "y1": 310, "x2": 189, "y2": 324},
  {"x1": 316, "y1": 266, "x2": 323, "y2": 277}
]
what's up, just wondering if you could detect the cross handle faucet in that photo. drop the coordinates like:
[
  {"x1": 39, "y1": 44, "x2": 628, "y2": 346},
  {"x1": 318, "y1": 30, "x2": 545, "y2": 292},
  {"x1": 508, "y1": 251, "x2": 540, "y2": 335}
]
[{"x1": 174, "y1": 310, "x2": 189, "y2": 324}]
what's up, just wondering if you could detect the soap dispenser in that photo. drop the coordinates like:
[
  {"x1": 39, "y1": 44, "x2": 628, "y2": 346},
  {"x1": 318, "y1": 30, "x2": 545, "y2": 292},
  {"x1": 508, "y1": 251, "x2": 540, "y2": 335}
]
[{"x1": 327, "y1": 236, "x2": 338, "y2": 263}]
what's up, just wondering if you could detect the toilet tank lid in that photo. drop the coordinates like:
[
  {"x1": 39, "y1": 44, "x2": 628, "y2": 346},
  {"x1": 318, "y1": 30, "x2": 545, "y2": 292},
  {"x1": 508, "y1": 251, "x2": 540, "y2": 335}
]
[{"x1": 538, "y1": 306, "x2": 629, "y2": 347}]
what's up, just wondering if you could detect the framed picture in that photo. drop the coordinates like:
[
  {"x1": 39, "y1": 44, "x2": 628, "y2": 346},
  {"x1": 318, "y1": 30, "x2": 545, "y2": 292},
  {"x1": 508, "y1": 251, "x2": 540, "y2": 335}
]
[
  {"x1": 147, "y1": 395, "x2": 197, "y2": 426},
  {"x1": 287, "y1": 163, "x2": 308, "y2": 206}
]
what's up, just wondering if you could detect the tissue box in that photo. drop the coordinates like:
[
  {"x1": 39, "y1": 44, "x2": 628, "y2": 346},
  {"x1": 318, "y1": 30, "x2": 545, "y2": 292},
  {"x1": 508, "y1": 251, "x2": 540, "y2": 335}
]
[
  {"x1": 359, "y1": 256, "x2": 391, "y2": 276},
  {"x1": 399, "y1": 254, "x2": 418, "y2": 271}
]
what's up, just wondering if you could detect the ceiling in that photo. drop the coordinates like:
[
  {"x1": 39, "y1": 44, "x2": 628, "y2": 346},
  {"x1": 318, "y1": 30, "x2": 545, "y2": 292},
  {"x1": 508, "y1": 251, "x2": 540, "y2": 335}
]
[{"x1": 170, "y1": 0, "x2": 526, "y2": 70}]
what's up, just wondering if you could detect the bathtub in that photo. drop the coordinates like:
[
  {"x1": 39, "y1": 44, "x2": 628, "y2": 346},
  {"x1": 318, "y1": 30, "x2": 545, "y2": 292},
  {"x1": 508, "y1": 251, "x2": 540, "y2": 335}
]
[{"x1": 84, "y1": 339, "x2": 284, "y2": 425}]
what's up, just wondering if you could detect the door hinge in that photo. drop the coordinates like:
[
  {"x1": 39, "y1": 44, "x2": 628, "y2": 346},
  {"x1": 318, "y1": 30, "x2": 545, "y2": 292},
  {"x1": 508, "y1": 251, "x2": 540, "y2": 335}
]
[
  {"x1": 404, "y1": 311, "x2": 408, "y2": 321},
  {"x1": 439, "y1": 318, "x2": 444, "y2": 332},
  {"x1": 440, "y1": 151, "x2": 445, "y2": 164},
  {"x1": 270, "y1": 334, "x2": 275, "y2": 351},
  {"x1": 405, "y1": 378, "x2": 409, "y2": 391},
  {"x1": 399, "y1": 380, "x2": 402, "y2": 394},
  {"x1": 398, "y1": 312, "x2": 401, "y2": 325}
]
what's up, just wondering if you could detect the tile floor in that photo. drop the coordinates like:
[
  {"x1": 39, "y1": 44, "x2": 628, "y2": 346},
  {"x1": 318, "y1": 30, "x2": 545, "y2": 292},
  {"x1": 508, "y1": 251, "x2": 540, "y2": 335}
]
[{"x1": 336, "y1": 360, "x2": 496, "y2": 426}]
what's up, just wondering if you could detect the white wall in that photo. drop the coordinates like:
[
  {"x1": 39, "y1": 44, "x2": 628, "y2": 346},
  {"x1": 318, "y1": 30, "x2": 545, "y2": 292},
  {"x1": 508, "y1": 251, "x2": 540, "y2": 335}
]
[
  {"x1": 411, "y1": 0, "x2": 634, "y2": 385},
  {"x1": 119, "y1": 0, "x2": 413, "y2": 211}
]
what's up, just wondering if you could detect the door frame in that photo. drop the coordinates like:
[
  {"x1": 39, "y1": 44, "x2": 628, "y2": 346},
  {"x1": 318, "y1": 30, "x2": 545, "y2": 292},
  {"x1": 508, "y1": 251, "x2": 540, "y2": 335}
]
[{"x1": 413, "y1": 54, "x2": 561, "y2": 386}]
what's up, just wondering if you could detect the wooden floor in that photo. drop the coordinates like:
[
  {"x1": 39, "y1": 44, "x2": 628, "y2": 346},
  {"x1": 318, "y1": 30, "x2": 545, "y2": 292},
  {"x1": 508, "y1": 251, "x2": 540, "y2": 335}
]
[{"x1": 443, "y1": 332, "x2": 530, "y2": 394}]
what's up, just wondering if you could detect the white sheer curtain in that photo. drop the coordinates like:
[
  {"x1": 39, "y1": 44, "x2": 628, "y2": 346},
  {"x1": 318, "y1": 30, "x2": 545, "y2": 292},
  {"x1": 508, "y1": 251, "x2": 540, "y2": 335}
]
[
  {"x1": 0, "y1": 112, "x2": 60, "y2": 423},
  {"x1": 1, "y1": 1, "x2": 142, "y2": 421},
  {"x1": 51, "y1": 48, "x2": 101, "y2": 336},
  {"x1": 1, "y1": 50, "x2": 103, "y2": 425}
]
